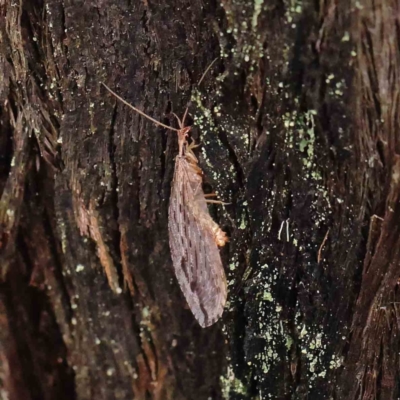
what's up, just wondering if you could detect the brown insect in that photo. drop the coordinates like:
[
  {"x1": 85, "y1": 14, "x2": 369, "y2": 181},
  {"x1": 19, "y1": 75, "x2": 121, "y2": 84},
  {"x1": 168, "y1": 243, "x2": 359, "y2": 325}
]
[{"x1": 102, "y1": 66, "x2": 228, "y2": 327}]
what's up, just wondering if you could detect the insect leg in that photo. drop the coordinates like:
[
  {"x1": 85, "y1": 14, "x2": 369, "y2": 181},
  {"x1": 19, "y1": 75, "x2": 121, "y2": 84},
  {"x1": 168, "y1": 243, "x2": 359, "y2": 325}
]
[{"x1": 206, "y1": 199, "x2": 231, "y2": 205}]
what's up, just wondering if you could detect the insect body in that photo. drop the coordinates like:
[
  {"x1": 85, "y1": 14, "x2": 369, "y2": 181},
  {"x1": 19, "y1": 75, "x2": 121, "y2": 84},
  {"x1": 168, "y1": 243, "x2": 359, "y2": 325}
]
[
  {"x1": 102, "y1": 83, "x2": 228, "y2": 327},
  {"x1": 169, "y1": 118, "x2": 228, "y2": 327}
]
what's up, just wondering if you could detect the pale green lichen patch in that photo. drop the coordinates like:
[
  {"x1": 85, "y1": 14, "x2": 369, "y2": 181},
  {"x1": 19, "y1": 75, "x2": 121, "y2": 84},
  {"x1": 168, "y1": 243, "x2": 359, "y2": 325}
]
[
  {"x1": 244, "y1": 263, "x2": 292, "y2": 382},
  {"x1": 239, "y1": 213, "x2": 247, "y2": 229},
  {"x1": 329, "y1": 353, "x2": 344, "y2": 370},
  {"x1": 59, "y1": 219, "x2": 68, "y2": 254},
  {"x1": 282, "y1": 106, "x2": 332, "y2": 237},
  {"x1": 220, "y1": 365, "x2": 249, "y2": 399},
  {"x1": 285, "y1": 109, "x2": 318, "y2": 172},
  {"x1": 252, "y1": 0, "x2": 264, "y2": 29},
  {"x1": 218, "y1": 115, "x2": 252, "y2": 160},
  {"x1": 218, "y1": 0, "x2": 267, "y2": 67},
  {"x1": 284, "y1": 0, "x2": 303, "y2": 25},
  {"x1": 228, "y1": 262, "x2": 237, "y2": 271},
  {"x1": 263, "y1": 290, "x2": 273, "y2": 302},
  {"x1": 191, "y1": 89, "x2": 234, "y2": 192},
  {"x1": 226, "y1": 246, "x2": 246, "y2": 298},
  {"x1": 294, "y1": 311, "x2": 335, "y2": 386}
]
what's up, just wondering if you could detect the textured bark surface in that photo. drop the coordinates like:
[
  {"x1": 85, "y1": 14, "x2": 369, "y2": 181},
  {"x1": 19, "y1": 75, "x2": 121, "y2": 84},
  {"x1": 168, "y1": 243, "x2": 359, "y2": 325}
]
[{"x1": 1, "y1": 0, "x2": 399, "y2": 399}]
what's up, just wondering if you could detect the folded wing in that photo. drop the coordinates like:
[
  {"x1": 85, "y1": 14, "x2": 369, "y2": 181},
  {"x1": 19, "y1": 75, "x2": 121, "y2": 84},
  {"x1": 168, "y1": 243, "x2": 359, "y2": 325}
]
[{"x1": 168, "y1": 157, "x2": 227, "y2": 327}]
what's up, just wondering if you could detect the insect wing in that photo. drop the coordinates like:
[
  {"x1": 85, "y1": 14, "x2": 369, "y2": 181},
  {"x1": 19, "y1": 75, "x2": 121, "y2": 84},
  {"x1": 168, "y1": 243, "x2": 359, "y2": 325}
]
[{"x1": 168, "y1": 158, "x2": 227, "y2": 327}]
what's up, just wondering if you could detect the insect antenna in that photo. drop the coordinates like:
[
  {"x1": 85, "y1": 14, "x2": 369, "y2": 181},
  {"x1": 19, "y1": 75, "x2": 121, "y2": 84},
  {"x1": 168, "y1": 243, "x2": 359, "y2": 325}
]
[
  {"x1": 102, "y1": 58, "x2": 218, "y2": 132},
  {"x1": 171, "y1": 113, "x2": 183, "y2": 129},
  {"x1": 101, "y1": 82, "x2": 180, "y2": 132},
  {"x1": 197, "y1": 58, "x2": 218, "y2": 87},
  {"x1": 178, "y1": 58, "x2": 218, "y2": 128},
  {"x1": 181, "y1": 107, "x2": 189, "y2": 127}
]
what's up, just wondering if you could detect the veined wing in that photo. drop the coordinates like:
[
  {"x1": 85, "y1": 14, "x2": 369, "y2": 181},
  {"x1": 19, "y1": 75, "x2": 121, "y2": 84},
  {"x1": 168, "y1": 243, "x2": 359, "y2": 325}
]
[{"x1": 168, "y1": 157, "x2": 227, "y2": 327}]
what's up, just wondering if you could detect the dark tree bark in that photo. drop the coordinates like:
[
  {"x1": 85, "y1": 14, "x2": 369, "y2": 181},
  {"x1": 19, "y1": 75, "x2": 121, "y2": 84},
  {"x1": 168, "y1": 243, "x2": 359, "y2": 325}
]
[{"x1": 1, "y1": 0, "x2": 399, "y2": 399}]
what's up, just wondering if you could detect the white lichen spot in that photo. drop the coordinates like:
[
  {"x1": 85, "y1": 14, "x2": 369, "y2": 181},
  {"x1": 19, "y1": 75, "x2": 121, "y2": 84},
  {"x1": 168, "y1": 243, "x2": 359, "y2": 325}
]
[
  {"x1": 341, "y1": 31, "x2": 350, "y2": 42},
  {"x1": 142, "y1": 307, "x2": 150, "y2": 319},
  {"x1": 263, "y1": 291, "x2": 273, "y2": 302},
  {"x1": 239, "y1": 213, "x2": 247, "y2": 229},
  {"x1": 329, "y1": 354, "x2": 343, "y2": 369},
  {"x1": 252, "y1": 0, "x2": 264, "y2": 29},
  {"x1": 299, "y1": 324, "x2": 308, "y2": 338},
  {"x1": 76, "y1": 264, "x2": 85, "y2": 272}
]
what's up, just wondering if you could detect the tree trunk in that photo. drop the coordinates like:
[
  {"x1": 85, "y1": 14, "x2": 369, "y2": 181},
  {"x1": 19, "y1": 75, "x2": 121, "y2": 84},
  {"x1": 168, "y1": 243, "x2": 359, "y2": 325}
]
[{"x1": 1, "y1": 0, "x2": 399, "y2": 399}]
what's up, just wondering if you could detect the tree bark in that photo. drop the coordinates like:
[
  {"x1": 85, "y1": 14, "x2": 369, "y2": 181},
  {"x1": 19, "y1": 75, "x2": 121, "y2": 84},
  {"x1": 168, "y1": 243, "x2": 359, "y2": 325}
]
[{"x1": 1, "y1": 0, "x2": 399, "y2": 399}]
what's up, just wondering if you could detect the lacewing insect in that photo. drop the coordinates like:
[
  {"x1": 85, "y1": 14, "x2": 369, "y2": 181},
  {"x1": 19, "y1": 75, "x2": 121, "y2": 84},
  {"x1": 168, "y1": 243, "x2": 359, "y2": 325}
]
[{"x1": 102, "y1": 65, "x2": 228, "y2": 327}]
